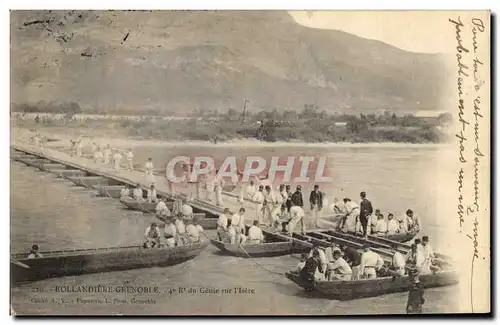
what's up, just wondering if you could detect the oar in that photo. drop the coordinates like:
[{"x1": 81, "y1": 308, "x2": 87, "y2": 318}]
[{"x1": 11, "y1": 258, "x2": 30, "y2": 269}]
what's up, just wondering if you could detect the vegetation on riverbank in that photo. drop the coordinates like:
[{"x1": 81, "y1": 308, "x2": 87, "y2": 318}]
[{"x1": 11, "y1": 102, "x2": 452, "y2": 144}]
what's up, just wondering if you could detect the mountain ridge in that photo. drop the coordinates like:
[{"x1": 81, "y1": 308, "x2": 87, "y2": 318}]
[{"x1": 10, "y1": 10, "x2": 449, "y2": 114}]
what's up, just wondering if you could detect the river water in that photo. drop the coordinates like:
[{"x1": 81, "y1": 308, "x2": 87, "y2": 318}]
[{"x1": 10, "y1": 145, "x2": 460, "y2": 315}]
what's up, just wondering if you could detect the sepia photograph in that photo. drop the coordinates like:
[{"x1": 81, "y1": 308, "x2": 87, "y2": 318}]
[{"x1": 8, "y1": 8, "x2": 491, "y2": 316}]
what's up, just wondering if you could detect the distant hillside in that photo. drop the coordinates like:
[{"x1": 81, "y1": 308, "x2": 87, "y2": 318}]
[{"x1": 10, "y1": 10, "x2": 449, "y2": 115}]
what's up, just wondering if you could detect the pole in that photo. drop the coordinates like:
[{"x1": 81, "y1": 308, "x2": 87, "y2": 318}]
[{"x1": 241, "y1": 99, "x2": 249, "y2": 123}]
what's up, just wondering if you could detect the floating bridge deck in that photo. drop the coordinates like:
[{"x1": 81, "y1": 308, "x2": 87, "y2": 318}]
[{"x1": 10, "y1": 141, "x2": 256, "y2": 220}]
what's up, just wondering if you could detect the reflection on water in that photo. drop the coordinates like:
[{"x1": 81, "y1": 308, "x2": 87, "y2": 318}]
[{"x1": 10, "y1": 145, "x2": 459, "y2": 315}]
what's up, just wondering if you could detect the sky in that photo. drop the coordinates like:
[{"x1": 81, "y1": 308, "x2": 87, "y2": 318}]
[{"x1": 288, "y1": 11, "x2": 462, "y2": 54}]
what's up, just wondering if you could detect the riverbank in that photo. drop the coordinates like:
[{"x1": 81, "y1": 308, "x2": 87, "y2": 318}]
[
  {"x1": 11, "y1": 109, "x2": 452, "y2": 145},
  {"x1": 11, "y1": 124, "x2": 452, "y2": 150}
]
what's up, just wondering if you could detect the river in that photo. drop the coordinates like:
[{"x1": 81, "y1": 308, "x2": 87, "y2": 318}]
[{"x1": 10, "y1": 145, "x2": 460, "y2": 315}]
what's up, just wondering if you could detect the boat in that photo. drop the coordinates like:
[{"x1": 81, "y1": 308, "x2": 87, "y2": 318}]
[
  {"x1": 210, "y1": 228, "x2": 311, "y2": 258},
  {"x1": 316, "y1": 215, "x2": 417, "y2": 243},
  {"x1": 275, "y1": 230, "x2": 455, "y2": 267},
  {"x1": 280, "y1": 229, "x2": 458, "y2": 300},
  {"x1": 11, "y1": 241, "x2": 209, "y2": 284},
  {"x1": 67, "y1": 176, "x2": 118, "y2": 189},
  {"x1": 156, "y1": 214, "x2": 217, "y2": 230},
  {"x1": 13, "y1": 157, "x2": 47, "y2": 168},
  {"x1": 284, "y1": 269, "x2": 459, "y2": 301},
  {"x1": 120, "y1": 197, "x2": 173, "y2": 212},
  {"x1": 52, "y1": 169, "x2": 88, "y2": 179},
  {"x1": 38, "y1": 162, "x2": 67, "y2": 172},
  {"x1": 94, "y1": 185, "x2": 126, "y2": 198}
]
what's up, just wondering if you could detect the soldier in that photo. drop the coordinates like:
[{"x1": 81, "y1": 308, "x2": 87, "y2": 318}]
[{"x1": 359, "y1": 191, "x2": 373, "y2": 238}]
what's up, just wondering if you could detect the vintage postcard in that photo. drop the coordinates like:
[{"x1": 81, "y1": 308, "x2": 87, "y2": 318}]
[{"x1": 9, "y1": 10, "x2": 490, "y2": 315}]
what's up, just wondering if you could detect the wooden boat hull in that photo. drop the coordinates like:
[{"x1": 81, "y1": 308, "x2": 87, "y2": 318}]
[
  {"x1": 94, "y1": 185, "x2": 125, "y2": 198},
  {"x1": 39, "y1": 163, "x2": 67, "y2": 172},
  {"x1": 316, "y1": 216, "x2": 416, "y2": 243},
  {"x1": 13, "y1": 157, "x2": 47, "y2": 168},
  {"x1": 363, "y1": 231, "x2": 417, "y2": 243},
  {"x1": 324, "y1": 230, "x2": 416, "y2": 251},
  {"x1": 120, "y1": 197, "x2": 162, "y2": 212},
  {"x1": 67, "y1": 176, "x2": 119, "y2": 188},
  {"x1": 11, "y1": 241, "x2": 209, "y2": 284},
  {"x1": 210, "y1": 239, "x2": 309, "y2": 258},
  {"x1": 285, "y1": 270, "x2": 459, "y2": 300},
  {"x1": 52, "y1": 169, "x2": 88, "y2": 179},
  {"x1": 210, "y1": 229, "x2": 311, "y2": 257}
]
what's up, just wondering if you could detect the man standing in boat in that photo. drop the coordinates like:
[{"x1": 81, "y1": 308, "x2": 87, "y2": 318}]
[
  {"x1": 103, "y1": 144, "x2": 112, "y2": 166},
  {"x1": 359, "y1": 191, "x2": 373, "y2": 238},
  {"x1": 213, "y1": 171, "x2": 225, "y2": 207},
  {"x1": 246, "y1": 179, "x2": 257, "y2": 201},
  {"x1": 341, "y1": 198, "x2": 359, "y2": 232},
  {"x1": 126, "y1": 148, "x2": 134, "y2": 171},
  {"x1": 253, "y1": 185, "x2": 265, "y2": 225},
  {"x1": 309, "y1": 184, "x2": 324, "y2": 228},
  {"x1": 144, "y1": 158, "x2": 155, "y2": 184},
  {"x1": 288, "y1": 202, "x2": 306, "y2": 236},
  {"x1": 403, "y1": 209, "x2": 422, "y2": 235},
  {"x1": 231, "y1": 207, "x2": 246, "y2": 245},
  {"x1": 291, "y1": 185, "x2": 304, "y2": 209},
  {"x1": 133, "y1": 183, "x2": 144, "y2": 202},
  {"x1": 217, "y1": 208, "x2": 231, "y2": 242},
  {"x1": 143, "y1": 222, "x2": 161, "y2": 248},
  {"x1": 112, "y1": 150, "x2": 123, "y2": 173}
]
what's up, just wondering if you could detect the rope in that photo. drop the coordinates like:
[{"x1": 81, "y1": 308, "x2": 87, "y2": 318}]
[{"x1": 236, "y1": 243, "x2": 285, "y2": 276}]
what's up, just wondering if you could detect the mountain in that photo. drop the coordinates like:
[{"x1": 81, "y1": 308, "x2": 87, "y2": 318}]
[{"x1": 10, "y1": 10, "x2": 449, "y2": 114}]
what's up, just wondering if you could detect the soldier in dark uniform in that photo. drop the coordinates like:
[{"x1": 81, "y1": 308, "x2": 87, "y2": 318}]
[
  {"x1": 291, "y1": 185, "x2": 304, "y2": 208},
  {"x1": 406, "y1": 269, "x2": 425, "y2": 314},
  {"x1": 359, "y1": 191, "x2": 373, "y2": 238},
  {"x1": 299, "y1": 249, "x2": 324, "y2": 291}
]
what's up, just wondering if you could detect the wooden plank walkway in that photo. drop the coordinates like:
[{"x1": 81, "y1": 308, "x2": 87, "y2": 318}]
[{"x1": 10, "y1": 140, "x2": 258, "y2": 220}]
